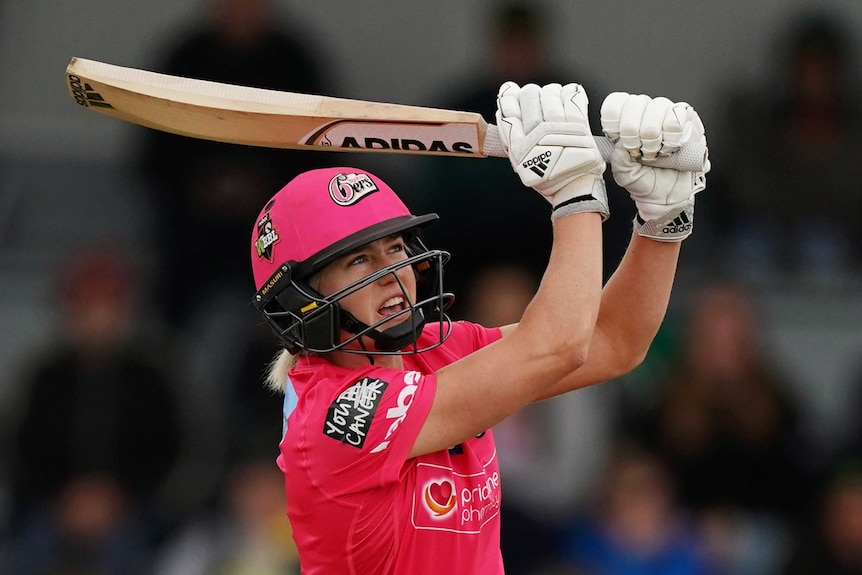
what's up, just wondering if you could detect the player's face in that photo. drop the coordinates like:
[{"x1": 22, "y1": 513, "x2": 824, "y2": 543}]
[{"x1": 316, "y1": 235, "x2": 417, "y2": 335}]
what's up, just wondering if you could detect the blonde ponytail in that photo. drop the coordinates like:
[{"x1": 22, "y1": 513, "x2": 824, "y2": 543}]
[{"x1": 266, "y1": 348, "x2": 299, "y2": 394}]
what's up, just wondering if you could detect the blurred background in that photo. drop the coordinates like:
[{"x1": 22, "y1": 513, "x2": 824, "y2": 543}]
[{"x1": 3, "y1": 0, "x2": 862, "y2": 573}]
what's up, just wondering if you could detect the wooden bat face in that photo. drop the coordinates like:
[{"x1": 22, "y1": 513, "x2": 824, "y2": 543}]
[{"x1": 65, "y1": 57, "x2": 492, "y2": 157}]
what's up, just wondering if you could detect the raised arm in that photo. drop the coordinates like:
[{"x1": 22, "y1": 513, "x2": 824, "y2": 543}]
[
  {"x1": 409, "y1": 83, "x2": 609, "y2": 458},
  {"x1": 539, "y1": 92, "x2": 711, "y2": 398}
]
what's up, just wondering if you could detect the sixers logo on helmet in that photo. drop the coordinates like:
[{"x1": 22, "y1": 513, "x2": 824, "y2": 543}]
[
  {"x1": 254, "y1": 211, "x2": 279, "y2": 261},
  {"x1": 329, "y1": 172, "x2": 379, "y2": 206}
]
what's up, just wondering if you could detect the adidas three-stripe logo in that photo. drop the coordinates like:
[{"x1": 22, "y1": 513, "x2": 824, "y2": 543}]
[
  {"x1": 662, "y1": 211, "x2": 692, "y2": 234},
  {"x1": 528, "y1": 158, "x2": 550, "y2": 177},
  {"x1": 67, "y1": 74, "x2": 114, "y2": 109},
  {"x1": 522, "y1": 150, "x2": 553, "y2": 177}
]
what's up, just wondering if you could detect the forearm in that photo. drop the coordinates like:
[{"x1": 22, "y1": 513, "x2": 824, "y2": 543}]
[
  {"x1": 596, "y1": 232, "x2": 680, "y2": 365},
  {"x1": 516, "y1": 212, "x2": 604, "y2": 371},
  {"x1": 535, "y1": 232, "x2": 680, "y2": 399}
]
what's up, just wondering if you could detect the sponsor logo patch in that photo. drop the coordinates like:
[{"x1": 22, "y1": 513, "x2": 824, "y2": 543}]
[
  {"x1": 254, "y1": 212, "x2": 279, "y2": 261},
  {"x1": 329, "y1": 172, "x2": 379, "y2": 206},
  {"x1": 424, "y1": 480, "x2": 457, "y2": 516},
  {"x1": 412, "y1": 451, "x2": 502, "y2": 533},
  {"x1": 324, "y1": 377, "x2": 388, "y2": 448}
]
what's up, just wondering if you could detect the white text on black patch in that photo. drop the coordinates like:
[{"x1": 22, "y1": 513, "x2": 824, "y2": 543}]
[{"x1": 324, "y1": 377, "x2": 388, "y2": 448}]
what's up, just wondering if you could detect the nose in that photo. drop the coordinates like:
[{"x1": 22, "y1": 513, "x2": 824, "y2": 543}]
[
  {"x1": 375, "y1": 256, "x2": 410, "y2": 287},
  {"x1": 376, "y1": 262, "x2": 407, "y2": 287},
  {"x1": 376, "y1": 269, "x2": 398, "y2": 286}
]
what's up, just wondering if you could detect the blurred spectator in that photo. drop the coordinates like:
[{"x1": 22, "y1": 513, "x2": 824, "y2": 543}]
[
  {"x1": 623, "y1": 279, "x2": 814, "y2": 573},
  {"x1": 3, "y1": 250, "x2": 184, "y2": 575},
  {"x1": 411, "y1": 1, "x2": 627, "y2": 320},
  {"x1": 151, "y1": 455, "x2": 298, "y2": 575},
  {"x1": 843, "y1": 361, "x2": 862, "y2": 463},
  {"x1": 556, "y1": 443, "x2": 712, "y2": 575},
  {"x1": 781, "y1": 460, "x2": 862, "y2": 574},
  {"x1": 716, "y1": 10, "x2": 862, "y2": 280},
  {"x1": 138, "y1": 0, "x2": 335, "y2": 327},
  {"x1": 461, "y1": 263, "x2": 537, "y2": 328},
  {"x1": 219, "y1": 321, "x2": 285, "y2": 463}
]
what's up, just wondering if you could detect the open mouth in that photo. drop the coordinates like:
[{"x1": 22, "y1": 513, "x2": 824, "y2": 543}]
[{"x1": 378, "y1": 296, "x2": 407, "y2": 319}]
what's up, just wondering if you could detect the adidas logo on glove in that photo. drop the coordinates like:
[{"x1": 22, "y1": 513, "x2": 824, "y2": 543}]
[
  {"x1": 522, "y1": 150, "x2": 553, "y2": 177},
  {"x1": 662, "y1": 211, "x2": 692, "y2": 235}
]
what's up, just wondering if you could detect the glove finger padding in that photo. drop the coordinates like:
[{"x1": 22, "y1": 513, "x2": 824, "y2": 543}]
[
  {"x1": 659, "y1": 101, "x2": 706, "y2": 157},
  {"x1": 540, "y1": 83, "x2": 566, "y2": 122},
  {"x1": 497, "y1": 81, "x2": 527, "y2": 148},
  {"x1": 495, "y1": 82, "x2": 608, "y2": 221},
  {"x1": 617, "y1": 94, "x2": 651, "y2": 158},
  {"x1": 518, "y1": 83, "x2": 545, "y2": 134},
  {"x1": 638, "y1": 97, "x2": 674, "y2": 161},
  {"x1": 599, "y1": 91, "x2": 627, "y2": 141},
  {"x1": 601, "y1": 91, "x2": 710, "y2": 242}
]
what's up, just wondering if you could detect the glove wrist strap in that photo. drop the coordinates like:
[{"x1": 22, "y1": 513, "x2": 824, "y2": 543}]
[
  {"x1": 551, "y1": 176, "x2": 609, "y2": 222},
  {"x1": 633, "y1": 198, "x2": 695, "y2": 242}
]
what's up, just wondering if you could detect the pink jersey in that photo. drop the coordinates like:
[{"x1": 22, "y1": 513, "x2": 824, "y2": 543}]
[{"x1": 277, "y1": 321, "x2": 504, "y2": 574}]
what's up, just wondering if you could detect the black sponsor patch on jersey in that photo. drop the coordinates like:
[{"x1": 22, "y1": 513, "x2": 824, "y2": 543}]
[{"x1": 323, "y1": 377, "x2": 388, "y2": 448}]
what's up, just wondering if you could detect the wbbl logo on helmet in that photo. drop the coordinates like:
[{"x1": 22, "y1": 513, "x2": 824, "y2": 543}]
[
  {"x1": 329, "y1": 173, "x2": 379, "y2": 206},
  {"x1": 254, "y1": 212, "x2": 280, "y2": 261}
]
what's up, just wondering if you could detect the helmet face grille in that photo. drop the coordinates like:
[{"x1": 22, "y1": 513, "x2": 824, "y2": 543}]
[{"x1": 254, "y1": 241, "x2": 453, "y2": 356}]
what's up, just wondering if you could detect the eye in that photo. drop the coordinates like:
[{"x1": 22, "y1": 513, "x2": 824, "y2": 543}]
[{"x1": 348, "y1": 254, "x2": 369, "y2": 266}]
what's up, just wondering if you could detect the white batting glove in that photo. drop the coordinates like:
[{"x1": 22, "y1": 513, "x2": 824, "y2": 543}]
[
  {"x1": 601, "y1": 92, "x2": 710, "y2": 241},
  {"x1": 496, "y1": 82, "x2": 608, "y2": 221}
]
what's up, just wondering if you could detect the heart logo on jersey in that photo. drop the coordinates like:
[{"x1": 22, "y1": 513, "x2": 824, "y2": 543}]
[{"x1": 424, "y1": 480, "x2": 456, "y2": 516}]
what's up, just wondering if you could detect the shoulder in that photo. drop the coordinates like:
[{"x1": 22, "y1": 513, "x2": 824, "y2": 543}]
[
  {"x1": 428, "y1": 320, "x2": 502, "y2": 350},
  {"x1": 291, "y1": 361, "x2": 428, "y2": 412},
  {"x1": 286, "y1": 365, "x2": 434, "y2": 471}
]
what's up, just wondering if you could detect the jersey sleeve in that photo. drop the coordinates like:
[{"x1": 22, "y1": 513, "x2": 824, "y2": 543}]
[
  {"x1": 448, "y1": 320, "x2": 503, "y2": 351},
  {"x1": 299, "y1": 367, "x2": 436, "y2": 497}
]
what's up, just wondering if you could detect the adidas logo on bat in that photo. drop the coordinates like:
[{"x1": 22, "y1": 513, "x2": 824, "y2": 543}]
[
  {"x1": 523, "y1": 150, "x2": 553, "y2": 177},
  {"x1": 67, "y1": 74, "x2": 113, "y2": 109},
  {"x1": 337, "y1": 137, "x2": 474, "y2": 154},
  {"x1": 663, "y1": 211, "x2": 692, "y2": 234}
]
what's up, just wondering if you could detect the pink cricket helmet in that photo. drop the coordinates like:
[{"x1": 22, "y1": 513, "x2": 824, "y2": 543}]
[
  {"x1": 250, "y1": 167, "x2": 450, "y2": 355},
  {"x1": 251, "y1": 167, "x2": 437, "y2": 287}
]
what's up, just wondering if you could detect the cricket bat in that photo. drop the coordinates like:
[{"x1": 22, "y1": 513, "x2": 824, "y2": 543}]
[{"x1": 65, "y1": 57, "x2": 706, "y2": 170}]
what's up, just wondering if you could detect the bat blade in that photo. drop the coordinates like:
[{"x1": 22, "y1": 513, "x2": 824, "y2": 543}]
[
  {"x1": 65, "y1": 57, "x2": 492, "y2": 158},
  {"x1": 65, "y1": 57, "x2": 707, "y2": 170}
]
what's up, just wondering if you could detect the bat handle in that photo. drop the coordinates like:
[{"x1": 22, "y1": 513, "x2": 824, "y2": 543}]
[{"x1": 483, "y1": 124, "x2": 708, "y2": 172}]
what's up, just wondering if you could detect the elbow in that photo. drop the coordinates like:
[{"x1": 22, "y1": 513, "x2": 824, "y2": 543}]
[
  {"x1": 624, "y1": 347, "x2": 650, "y2": 374},
  {"x1": 517, "y1": 313, "x2": 595, "y2": 377},
  {"x1": 553, "y1": 333, "x2": 591, "y2": 374},
  {"x1": 609, "y1": 345, "x2": 650, "y2": 380},
  {"x1": 596, "y1": 319, "x2": 657, "y2": 380}
]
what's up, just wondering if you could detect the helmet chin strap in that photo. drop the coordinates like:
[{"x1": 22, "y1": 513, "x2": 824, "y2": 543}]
[{"x1": 340, "y1": 308, "x2": 427, "y2": 352}]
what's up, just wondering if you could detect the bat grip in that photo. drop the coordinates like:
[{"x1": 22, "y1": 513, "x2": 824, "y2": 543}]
[{"x1": 483, "y1": 124, "x2": 708, "y2": 172}]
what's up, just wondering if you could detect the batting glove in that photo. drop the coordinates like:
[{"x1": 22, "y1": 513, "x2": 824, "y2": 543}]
[
  {"x1": 601, "y1": 92, "x2": 710, "y2": 241},
  {"x1": 496, "y1": 82, "x2": 608, "y2": 221}
]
